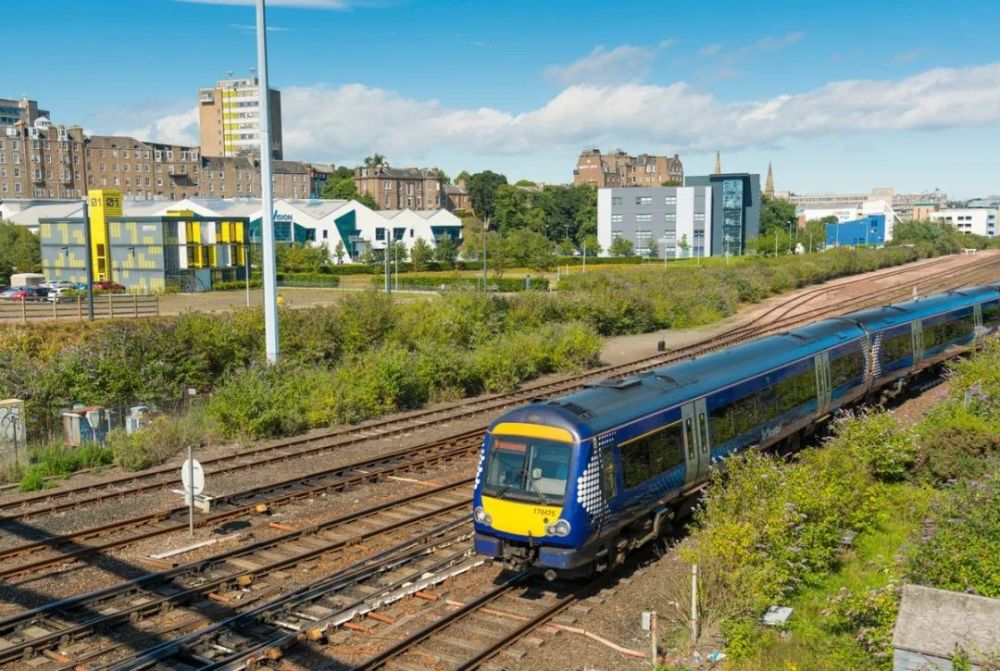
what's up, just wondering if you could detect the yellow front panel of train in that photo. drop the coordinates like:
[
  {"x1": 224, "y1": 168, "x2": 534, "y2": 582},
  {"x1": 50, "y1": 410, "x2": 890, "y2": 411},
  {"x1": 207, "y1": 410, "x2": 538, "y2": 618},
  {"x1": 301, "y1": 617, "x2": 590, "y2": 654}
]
[{"x1": 481, "y1": 496, "x2": 562, "y2": 537}]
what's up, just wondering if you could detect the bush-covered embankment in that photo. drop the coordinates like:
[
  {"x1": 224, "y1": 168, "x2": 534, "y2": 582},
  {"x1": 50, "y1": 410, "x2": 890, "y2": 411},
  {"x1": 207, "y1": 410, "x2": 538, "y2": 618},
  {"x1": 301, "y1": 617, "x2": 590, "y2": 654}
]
[
  {"x1": 672, "y1": 340, "x2": 1000, "y2": 670},
  {"x1": 0, "y1": 243, "x2": 956, "y2": 487}
]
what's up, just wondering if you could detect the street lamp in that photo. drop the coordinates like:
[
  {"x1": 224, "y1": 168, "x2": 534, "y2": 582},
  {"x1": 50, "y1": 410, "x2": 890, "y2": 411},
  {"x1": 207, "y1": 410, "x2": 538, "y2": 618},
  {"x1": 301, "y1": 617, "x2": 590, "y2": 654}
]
[{"x1": 481, "y1": 216, "x2": 490, "y2": 291}]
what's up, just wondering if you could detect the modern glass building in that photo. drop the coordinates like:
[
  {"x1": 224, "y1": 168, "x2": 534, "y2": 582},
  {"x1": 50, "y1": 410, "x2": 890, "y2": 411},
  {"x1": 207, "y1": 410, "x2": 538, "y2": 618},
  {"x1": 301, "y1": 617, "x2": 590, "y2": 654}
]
[{"x1": 684, "y1": 173, "x2": 761, "y2": 256}]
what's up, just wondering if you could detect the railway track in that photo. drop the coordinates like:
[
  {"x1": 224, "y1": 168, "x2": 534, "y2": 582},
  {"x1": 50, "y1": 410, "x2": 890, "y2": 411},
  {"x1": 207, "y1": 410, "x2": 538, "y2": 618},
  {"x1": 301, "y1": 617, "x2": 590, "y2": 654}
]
[
  {"x1": 1, "y1": 256, "x2": 996, "y2": 583},
  {"x1": 1, "y1": 254, "x2": 992, "y2": 523},
  {"x1": 3, "y1": 255, "x2": 996, "y2": 670},
  {"x1": 0, "y1": 481, "x2": 474, "y2": 668},
  {"x1": 0, "y1": 433, "x2": 480, "y2": 581}
]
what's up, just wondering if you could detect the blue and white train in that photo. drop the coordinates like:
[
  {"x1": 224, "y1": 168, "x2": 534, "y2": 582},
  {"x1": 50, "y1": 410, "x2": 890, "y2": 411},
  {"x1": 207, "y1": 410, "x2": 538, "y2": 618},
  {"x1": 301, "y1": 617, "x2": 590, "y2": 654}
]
[{"x1": 472, "y1": 284, "x2": 1000, "y2": 578}]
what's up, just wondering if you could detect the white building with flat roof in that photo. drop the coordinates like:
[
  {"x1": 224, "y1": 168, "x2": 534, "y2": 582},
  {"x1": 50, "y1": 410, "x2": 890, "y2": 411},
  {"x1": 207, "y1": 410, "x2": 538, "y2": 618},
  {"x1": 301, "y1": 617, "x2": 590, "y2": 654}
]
[{"x1": 928, "y1": 208, "x2": 998, "y2": 237}]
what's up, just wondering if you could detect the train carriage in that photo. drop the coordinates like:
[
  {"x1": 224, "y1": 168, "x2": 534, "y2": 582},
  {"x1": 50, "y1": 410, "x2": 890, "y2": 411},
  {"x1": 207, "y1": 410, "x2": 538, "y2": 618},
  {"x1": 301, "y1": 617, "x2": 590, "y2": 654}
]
[{"x1": 473, "y1": 284, "x2": 1000, "y2": 578}]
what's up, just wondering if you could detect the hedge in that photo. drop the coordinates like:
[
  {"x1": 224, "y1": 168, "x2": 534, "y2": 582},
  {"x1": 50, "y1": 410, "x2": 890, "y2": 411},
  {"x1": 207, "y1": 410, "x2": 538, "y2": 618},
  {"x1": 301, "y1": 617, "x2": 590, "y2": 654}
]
[
  {"x1": 227, "y1": 274, "x2": 341, "y2": 289},
  {"x1": 369, "y1": 275, "x2": 549, "y2": 292}
]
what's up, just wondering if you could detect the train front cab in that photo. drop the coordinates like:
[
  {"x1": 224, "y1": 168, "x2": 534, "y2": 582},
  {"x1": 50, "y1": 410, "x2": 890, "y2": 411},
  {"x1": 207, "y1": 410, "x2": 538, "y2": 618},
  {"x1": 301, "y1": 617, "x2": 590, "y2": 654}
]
[{"x1": 472, "y1": 420, "x2": 591, "y2": 576}]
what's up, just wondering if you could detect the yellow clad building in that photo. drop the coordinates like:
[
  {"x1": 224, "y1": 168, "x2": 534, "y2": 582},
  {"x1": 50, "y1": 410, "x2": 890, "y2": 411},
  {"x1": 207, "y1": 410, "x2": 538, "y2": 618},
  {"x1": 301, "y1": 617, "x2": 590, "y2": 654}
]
[{"x1": 39, "y1": 189, "x2": 249, "y2": 293}]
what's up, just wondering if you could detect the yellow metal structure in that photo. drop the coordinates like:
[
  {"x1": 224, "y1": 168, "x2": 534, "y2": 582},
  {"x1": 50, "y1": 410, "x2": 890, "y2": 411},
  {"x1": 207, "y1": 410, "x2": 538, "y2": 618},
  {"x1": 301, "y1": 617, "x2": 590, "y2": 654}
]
[{"x1": 86, "y1": 189, "x2": 123, "y2": 281}]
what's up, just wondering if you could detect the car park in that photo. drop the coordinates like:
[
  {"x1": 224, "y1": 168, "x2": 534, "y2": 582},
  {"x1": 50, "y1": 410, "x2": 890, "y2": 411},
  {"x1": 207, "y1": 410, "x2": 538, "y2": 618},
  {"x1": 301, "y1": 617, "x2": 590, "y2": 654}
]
[
  {"x1": 2, "y1": 287, "x2": 51, "y2": 301},
  {"x1": 42, "y1": 280, "x2": 76, "y2": 290},
  {"x1": 47, "y1": 287, "x2": 78, "y2": 302}
]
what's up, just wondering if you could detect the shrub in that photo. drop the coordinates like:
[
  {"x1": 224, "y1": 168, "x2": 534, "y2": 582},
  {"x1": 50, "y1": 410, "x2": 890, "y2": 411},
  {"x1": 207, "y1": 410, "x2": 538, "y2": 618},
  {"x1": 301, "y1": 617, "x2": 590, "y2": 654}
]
[
  {"x1": 823, "y1": 583, "x2": 901, "y2": 660},
  {"x1": 18, "y1": 440, "x2": 113, "y2": 491},
  {"x1": 834, "y1": 410, "x2": 916, "y2": 482},
  {"x1": 914, "y1": 406, "x2": 1000, "y2": 483},
  {"x1": 107, "y1": 406, "x2": 220, "y2": 470}
]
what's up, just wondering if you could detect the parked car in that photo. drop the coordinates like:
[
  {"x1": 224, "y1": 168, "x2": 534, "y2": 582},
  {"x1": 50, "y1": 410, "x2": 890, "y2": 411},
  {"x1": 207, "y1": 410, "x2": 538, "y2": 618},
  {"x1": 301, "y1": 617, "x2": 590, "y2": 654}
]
[
  {"x1": 92, "y1": 280, "x2": 126, "y2": 293},
  {"x1": 3, "y1": 287, "x2": 50, "y2": 301},
  {"x1": 47, "y1": 287, "x2": 79, "y2": 302},
  {"x1": 42, "y1": 280, "x2": 76, "y2": 290}
]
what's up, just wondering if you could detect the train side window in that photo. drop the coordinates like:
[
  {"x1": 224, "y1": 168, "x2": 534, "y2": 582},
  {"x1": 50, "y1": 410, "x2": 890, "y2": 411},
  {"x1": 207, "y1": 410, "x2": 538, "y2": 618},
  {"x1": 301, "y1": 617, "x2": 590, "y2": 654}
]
[
  {"x1": 685, "y1": 418, "x2": 695, "y2": 459},
  {"x1": 601, "y1": 445, "x2": 618, "y2": 499},
  {"x1": 620, "y1": 439, "x2": 651, "y2": 489},
  {"x1": 881, "y1": 332, "x2": 912, "y2": 363},
  {"x1": 775, "y1": 365, "x2": 816, "y2": 414},
  {"x1": 984, "y1": 303, "x2": 1000, "y2": 328},
  {"x1": 923, "y1": 314, "x2": 975, "y2": 350},
  {"x1": 830, "y1": 349, "x2": 865, "y2": 388}
]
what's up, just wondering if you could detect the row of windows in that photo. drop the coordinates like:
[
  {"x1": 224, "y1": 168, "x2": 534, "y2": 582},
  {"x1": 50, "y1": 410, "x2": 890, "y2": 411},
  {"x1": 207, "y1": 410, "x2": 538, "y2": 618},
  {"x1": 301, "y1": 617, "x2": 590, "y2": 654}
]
[
  {"x1": 881, "y1": 331, "x2": 913, "y2": 364},
  {"x1": 611, "y1": 195, "x2": 682, "y2": 207},
  {"x1": 619, "y1": 422, "x2": 686, "y2": 489},
  {"x1": 709, "y1": 365, "x2": 816, "y2": 446},
  {"x1": 923, "y1": 314, "x2": 975, "y2": 350}
]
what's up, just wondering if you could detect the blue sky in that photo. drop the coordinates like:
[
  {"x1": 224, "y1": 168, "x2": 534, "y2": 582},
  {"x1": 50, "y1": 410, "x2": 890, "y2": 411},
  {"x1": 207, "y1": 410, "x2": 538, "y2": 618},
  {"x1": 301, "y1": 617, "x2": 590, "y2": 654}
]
[{"x1": 7, "y1": 0, "x2": 1000, "y2": 198}]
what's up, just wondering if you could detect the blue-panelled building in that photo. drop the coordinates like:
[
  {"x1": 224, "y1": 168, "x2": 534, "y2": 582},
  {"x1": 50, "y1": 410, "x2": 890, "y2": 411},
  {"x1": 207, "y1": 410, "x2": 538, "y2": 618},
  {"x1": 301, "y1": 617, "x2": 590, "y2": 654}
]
[{"x1": 826, "y1": 214, "x2": 886, "y2": 248}]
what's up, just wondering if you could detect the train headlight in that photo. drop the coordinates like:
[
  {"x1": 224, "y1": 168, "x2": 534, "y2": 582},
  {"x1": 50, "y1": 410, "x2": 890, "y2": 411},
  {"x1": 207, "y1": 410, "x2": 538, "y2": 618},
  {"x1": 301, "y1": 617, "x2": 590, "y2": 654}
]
[
  {"x1": 473, "y1": 506, "x2": 492, "y2": 526},
  {"x1": 546, "y1": 519, "x2": 572, "y2": 537}
]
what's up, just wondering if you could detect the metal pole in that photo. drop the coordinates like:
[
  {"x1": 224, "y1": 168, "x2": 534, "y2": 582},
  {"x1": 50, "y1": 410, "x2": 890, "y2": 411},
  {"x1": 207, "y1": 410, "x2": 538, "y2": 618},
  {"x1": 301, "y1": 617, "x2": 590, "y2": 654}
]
[
  {"x1": 245, "y1": 242, "x2": 251, "y2": 308},
  {"x1": 394, "y1": 243, "x2": 398, "y2": 292},
  {"x1": 650, "y1": 611, "x2": 657, "y2": 668},
  {"x1": 582, "y1": 241, "x2": 586, "y2": 273},
  {"x1": 482, "y1": 216, "x2": 488, "y2": 291},
  {"x1": 691, "y1": 564, "x2": 699, "y2": 642},
  {"x1": 384, "y1": 239, "x2": 391, "y2": 294},
  {"x1": 256, "y1": 0, "x2": 280, "y2": 363},
  {"x1": 82, "y1": 199, "x2": 95, "y2": 320},
  {"x1": 187, "y1": 445, "x2": 195, "y2": 537}
]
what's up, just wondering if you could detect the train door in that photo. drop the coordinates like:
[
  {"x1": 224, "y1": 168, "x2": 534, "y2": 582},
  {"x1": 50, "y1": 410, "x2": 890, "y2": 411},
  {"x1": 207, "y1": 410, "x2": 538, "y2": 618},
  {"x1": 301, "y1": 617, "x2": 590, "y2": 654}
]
[
  {"x1": 681, "y1": 398, "x2": 711, "y2": 485},
  {"x1": 911, "y1": 320, "x2": 925, "y2": 366},
  {"x1": 814, "y1": 352, "x2": 831, "y2": 414}
]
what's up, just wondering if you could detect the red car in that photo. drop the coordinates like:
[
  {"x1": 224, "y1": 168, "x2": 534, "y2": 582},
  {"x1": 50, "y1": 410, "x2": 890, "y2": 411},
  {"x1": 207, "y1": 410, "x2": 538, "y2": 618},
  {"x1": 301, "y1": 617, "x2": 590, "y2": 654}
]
[{"x1": 92, "y1": 280, "x2": 126, "y2": 293}]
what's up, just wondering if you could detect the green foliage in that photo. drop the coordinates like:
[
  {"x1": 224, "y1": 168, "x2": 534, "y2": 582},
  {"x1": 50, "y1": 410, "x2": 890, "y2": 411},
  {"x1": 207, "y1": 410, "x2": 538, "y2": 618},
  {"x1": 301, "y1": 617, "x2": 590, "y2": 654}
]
[
  {"x1": 906, "y1": 471, "x2": 1000, "y2": 598},
  {"x1": 834, "y1": 410, "x2": 916, "y2": 482},
  {"x1": 682, "y1": 441, "x2": 876, "y2": 626},
  {"x1": 0, "y1": 220, "x2": 42, "y2": 285},
  {"x1": 410, "y1": 238, "x2": 433, "y2": 271},
  {"x1": 467, "y1": 170, "x2": 508, "y2": 220},
  {"x1": 823, "y1": 582, "x2": 901, "y2": 660},
  {"x1": 276, "y1": 243, "x2": 330, "y2": 273},
  {"x1": 320, "y1": 176, "x2": 379, "y2": 210},
  {"x1": 433, "y1": 236, "x2": 459, "y2": 268},
  {"x1": 206, "y1": 362, "x2": 319, "y2": 439},
  {"x1": 760, "y1": 195, "x2": 797, "y2": 235},
  {"x1": 720, "y1": 618, "x2": 766, "y2": 662},
  {"x1": 608, "y1": 237, "x2": 636, "y2": 257},
  {"x1": 19, "y1": 441, "x2": 113, "y2": 491},
  {"x1": 106, "y1": 406, "x2": 220, "y2": 470}
]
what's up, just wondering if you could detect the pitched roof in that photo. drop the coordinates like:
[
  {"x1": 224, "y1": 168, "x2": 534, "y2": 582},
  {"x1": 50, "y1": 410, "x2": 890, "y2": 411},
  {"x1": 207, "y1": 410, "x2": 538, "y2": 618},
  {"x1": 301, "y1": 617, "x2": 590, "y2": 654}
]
[
  {"x1": 282, "y1": 198, "x2": 349, "y2": 219},
  {"x1": 893, "y1": 584, "x2": 1000, "y2": 663}
]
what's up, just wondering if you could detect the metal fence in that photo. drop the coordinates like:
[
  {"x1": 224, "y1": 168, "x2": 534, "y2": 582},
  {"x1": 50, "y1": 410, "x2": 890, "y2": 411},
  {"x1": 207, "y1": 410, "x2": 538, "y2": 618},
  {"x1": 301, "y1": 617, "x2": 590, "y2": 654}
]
[{"x1": 0, "y1": 295, "x2": 159, "y2": 323}]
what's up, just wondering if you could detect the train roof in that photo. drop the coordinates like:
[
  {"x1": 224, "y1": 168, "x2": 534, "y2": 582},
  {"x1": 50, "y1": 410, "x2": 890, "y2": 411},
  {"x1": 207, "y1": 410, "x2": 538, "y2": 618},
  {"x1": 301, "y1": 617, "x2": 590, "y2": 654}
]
[
  {"x1": 841, "y1": 286, "x2": 998, "y2": 331},
  {"x1": 523, "y1": 317, "x2": 867, "y2": 437}
]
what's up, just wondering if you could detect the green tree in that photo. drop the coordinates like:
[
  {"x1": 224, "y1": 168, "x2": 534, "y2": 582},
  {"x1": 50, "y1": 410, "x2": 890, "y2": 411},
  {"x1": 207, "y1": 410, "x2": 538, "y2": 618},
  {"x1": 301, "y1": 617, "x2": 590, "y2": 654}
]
[
  {"x1": 276, "y1": 243, "x2": 329, "y2": 273},
  {"x1": 660, "y1": 179, "x2": 682, "y2": 187},
  {"x1": 455, "y1": 170, "x2": 471, "y2": 187},
  {"x1": 760, "y1": 195, "x2": 797, "y2": 235},
  {"x1": 609, "y1": 236, "x2": 635, "y2": 257},
  {"x1": 514, "y1": 179, "x2": 537, "y2": 188},
  {"x1": 493, "y1": 184, "x2": 546, "y2": 234},
  {"x1": 803, "y1": 216, "x2": 837, "y2": 252},
  {"x1": 0, "y1": 221, "x2": 41, "y2": 284},
  {"x1": 647, "y1": 239, "x2": 659, "y2": 258},
  {"x1": 410, "y1": 238, "x2": 433, "y2": 271},
  {"x1": 678, "y1": 234, "x2": 690, "y2": 258},
  {"x1": 358, "y1": 246, "x2": 381, "y2": 266},
  {"x1": 579, "y1": 233, "x2": 601, "y2": 257},
  {"x1": 467, "y1": 170, "x2": 508, "y2": 221},
  {"x1": 433, "y1": 236, "x2": 458, "y2": 268},
  {"x1": 363, "y1": 153, "x2": 386, "y2": 168},
  {"x1": 501, "y1": 229, "x2": 556, "y2": 272},
  {"x1": 390, "y1": 240, "x2": 408, "y2": 265},
  {"x1": 320, "y1": 177, "x2": 380, "y2": 210},
  {"x1": 333, "y1": 240, "x2": 347, "y2": 264}
]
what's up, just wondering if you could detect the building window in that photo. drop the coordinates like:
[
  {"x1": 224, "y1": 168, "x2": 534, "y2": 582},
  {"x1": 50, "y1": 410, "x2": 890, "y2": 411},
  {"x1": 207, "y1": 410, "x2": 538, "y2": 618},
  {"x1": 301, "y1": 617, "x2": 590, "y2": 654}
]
[
  {"x1": 694, "y1": 213, "x2": 706, "y2": 223},
  {"x1": 635, "y1": 213, "x2": 652, "y2": 223},
  {"x1": 635, "y1": 196, "x2": 653, "y2": 205},
  {"x1": 375, "y1": 227, "x2": 386, "y2": 241},
  {"x1": 664, "y1": 196, "x2": 676, "y2": 205},
  {"x1": 664, "y1": 213, "x2": 676, "y2": 223},
  {"x1": 611, "y1": 196, "x2": 623, "y2": 206}
]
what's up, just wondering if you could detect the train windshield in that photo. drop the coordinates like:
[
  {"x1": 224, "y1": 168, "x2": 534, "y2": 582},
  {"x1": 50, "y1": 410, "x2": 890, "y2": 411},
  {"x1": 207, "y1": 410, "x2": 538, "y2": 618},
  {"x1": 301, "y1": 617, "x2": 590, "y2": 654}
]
[{"x1": 483, "y1": 436, "x2": 571, "y2": 504}]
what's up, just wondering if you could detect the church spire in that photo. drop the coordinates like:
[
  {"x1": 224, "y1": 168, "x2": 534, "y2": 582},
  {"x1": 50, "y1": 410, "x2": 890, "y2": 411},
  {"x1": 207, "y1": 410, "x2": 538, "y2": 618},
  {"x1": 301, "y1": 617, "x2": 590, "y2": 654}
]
[
  {"x1": 713, "y1": 150, "x2": 721, "y2": 174},
  {"x1": 765, "y1": 161, "x2": 774, "y2": 198}
]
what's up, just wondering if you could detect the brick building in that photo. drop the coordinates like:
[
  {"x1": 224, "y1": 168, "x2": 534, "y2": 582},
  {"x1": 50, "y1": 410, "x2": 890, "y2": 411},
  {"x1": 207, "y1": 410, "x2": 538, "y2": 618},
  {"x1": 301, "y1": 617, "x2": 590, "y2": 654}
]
[
  {"x1": 355, "y1": 164, "x2": 445, "y2": 210},
  {"x1": 573, "y1": 148, "x2": 684, "y2": 189}
]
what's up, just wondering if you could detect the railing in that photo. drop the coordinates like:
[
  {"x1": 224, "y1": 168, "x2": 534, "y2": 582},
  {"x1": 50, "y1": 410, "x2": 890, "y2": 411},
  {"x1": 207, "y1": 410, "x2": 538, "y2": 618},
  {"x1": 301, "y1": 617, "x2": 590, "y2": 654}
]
[{"x1": 0, "y1": 294, "x2": 159, "y2": 323}]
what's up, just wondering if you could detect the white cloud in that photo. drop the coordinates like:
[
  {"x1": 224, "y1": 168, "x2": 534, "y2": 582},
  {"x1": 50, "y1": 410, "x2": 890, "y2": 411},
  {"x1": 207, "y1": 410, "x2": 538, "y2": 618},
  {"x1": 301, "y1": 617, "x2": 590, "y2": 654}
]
[
  {"x1": 115, "y1": 108, "x2": 200, "y2": 147},
  {"x1": 102, "y1": 63, "x2": 1000, "y2": 165},
  {"x1": 544, "y1": 45, "x2": 658, "y2": 86}
]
